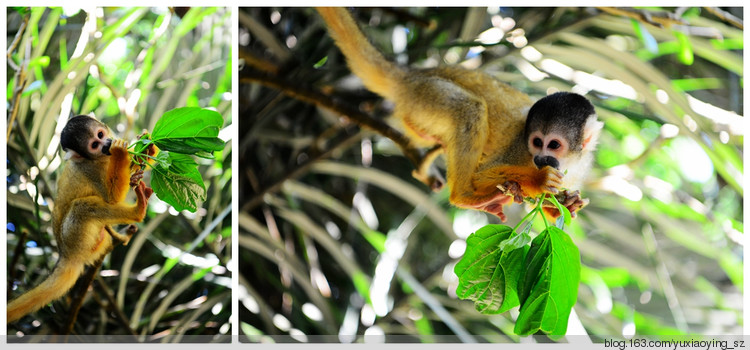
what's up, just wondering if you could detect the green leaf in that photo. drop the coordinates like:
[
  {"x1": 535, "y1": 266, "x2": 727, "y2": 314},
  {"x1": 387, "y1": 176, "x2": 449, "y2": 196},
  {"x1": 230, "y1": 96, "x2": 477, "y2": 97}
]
[
  {"x1": 515, "y1": 227, "x2": 581, "y2": 340},
  {"x1": 151, "y1": 150, "x2": 172, "y2": 168},
  {"x1": 167, "y1": 152, "x2": 200, "y2": 175},
  {"x1": 151, "y1": 153, "x2": 206, "y2": 212},
  {"x1": 454, "y1": 225, "x2": 527, "y2": 314},
  {"x1": 151, "y1": 107, "x2": 225, "y2": 154},
  {"x1": 499, "y1": 231, "x2": 531, "y2": 251}
]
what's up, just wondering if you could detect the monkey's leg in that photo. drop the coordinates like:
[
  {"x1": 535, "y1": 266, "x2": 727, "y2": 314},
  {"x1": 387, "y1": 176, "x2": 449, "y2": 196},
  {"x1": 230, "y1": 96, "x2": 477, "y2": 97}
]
[
  {"x1": 396, "y1": 76, "x2": 490, "y2": 206},
  {"x1": 474, "y1": 164, "x2": 563, "y2": 200}
]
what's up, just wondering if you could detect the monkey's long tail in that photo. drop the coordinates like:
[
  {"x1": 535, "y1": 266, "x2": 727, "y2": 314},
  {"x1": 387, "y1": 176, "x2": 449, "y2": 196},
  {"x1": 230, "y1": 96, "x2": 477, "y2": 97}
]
[
  {"x1": 316, "y1": 7, "x2": 405, "y2": 100},
  {"x1": 7, "y1": 260, "x2": 84, "y2": 323}
]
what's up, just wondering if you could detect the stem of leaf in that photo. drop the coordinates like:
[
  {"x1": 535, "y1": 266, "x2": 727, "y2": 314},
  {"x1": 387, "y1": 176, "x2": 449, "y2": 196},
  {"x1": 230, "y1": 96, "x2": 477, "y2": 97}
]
[
  {"x1": 513, "y1": 208, "x2": 534, "y2": 233},
  {"x1": 539, "y1": 193, "x2": 549, "y2": 230}
]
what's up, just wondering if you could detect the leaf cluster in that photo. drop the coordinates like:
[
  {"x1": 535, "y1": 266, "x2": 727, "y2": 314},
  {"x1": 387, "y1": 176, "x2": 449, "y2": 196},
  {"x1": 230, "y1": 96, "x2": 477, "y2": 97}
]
[
  {"x1": 454, "y1": 195, "x2": 580, "y2": 340},
  {"x1": 131, "y1": 107, "x2": 226, "y2": 212}
]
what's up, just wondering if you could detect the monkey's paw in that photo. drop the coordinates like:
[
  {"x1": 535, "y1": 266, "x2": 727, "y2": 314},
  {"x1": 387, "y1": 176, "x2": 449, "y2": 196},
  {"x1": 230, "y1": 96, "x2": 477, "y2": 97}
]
[
  {"x1": 543, "y1": 189, "x2": 589, "y2": 219},
  {"x1": 130, "y1": 169, "x2": 145, "y2": 187},
  {"x1": 135, "y1": 181, "x2": 154, "y2": 202}
]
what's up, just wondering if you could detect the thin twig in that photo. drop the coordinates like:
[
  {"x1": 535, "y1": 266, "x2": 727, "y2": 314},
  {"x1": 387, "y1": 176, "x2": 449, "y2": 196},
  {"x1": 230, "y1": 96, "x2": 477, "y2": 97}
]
[{"x1": 6, "y1": 13, "x2": 28, "y2": 70}]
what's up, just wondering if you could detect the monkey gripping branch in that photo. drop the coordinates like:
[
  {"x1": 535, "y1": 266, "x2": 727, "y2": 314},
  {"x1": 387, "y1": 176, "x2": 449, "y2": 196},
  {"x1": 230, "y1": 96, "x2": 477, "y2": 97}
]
[
  {"x1": 130, "y1": 107, "x2": 226, "y2": 212},
  {"x1": 454, "y1": 194, "x2": 581, "y2": 340}
]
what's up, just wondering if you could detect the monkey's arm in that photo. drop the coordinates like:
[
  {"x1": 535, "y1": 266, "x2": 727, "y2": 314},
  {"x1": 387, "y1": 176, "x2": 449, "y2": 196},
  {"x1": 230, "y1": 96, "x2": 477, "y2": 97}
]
[
  {"x1": 455, "y1": 164, "x2": 563, "y2": 222},
  {"x1": 106, "y1": 138, "x2": 133, "y2": 204},
  {"x1": 469, "y1": 165, "x2": 562, "y2": 202}
]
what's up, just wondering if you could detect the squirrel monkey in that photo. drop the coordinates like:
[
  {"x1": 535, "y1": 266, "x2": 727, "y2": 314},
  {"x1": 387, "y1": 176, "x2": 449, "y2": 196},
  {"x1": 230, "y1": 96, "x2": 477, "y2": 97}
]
[
  {"x1": 7, "y1": 115, "x2": 153, "y2": 323},
  {"x1": 316, "y1": 8, "x2": 602, "y2": 221}
]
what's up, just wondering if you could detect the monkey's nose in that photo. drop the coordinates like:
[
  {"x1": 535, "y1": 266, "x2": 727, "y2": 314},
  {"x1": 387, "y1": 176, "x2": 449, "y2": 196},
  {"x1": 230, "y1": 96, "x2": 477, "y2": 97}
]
[
  {"x1": 102, "y1": 138, "x2": 113, "y2": 155},
  {"x1": 534, "y1": 156, "x2": 559, "y2": 169}
]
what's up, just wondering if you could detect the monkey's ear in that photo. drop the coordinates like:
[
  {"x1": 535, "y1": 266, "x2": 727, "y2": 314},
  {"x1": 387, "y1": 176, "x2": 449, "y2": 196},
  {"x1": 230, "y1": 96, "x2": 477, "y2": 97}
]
[
  {"x1": 582, "y1": 115, "x2": 603, "y2": 150},
  {"x1": 64, "y1": 150, "x2": 84, "y2": 162}
]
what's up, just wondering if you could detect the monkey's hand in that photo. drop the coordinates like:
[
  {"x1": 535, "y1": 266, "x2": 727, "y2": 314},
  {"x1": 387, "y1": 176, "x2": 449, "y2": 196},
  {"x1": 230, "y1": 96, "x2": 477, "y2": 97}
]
[
  {"x1": 109, "y1": 138, "x2": 129, "y2": 157},
  {"x1": 542, "y1": 189, "x2": 589, "y2": 219},
  {"x1": 533, "y1": 166, "x2": 564, "y2": 196}
]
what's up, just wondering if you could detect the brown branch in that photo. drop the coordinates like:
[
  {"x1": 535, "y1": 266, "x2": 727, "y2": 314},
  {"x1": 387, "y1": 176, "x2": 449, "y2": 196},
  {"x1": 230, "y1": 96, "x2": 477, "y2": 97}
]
[
  {"x1": 93, "y1": 277, "x2": 139, "y2": 339},
  {"x1": 239, "y1": 49, "x2": 280, "y2": 75},
  {"x1": 63, "y1": 256, "x2": 105, "y2": 337}
]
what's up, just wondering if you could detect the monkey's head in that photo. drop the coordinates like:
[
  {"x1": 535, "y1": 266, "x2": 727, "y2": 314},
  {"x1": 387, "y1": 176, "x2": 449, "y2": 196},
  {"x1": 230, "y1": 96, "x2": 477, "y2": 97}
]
[
  {"x1": 60, "y1": 115, "x2": 114, "y2": 160},
  {"x1": 525, "y1": 92, "x2": 603, "y2": 172}
]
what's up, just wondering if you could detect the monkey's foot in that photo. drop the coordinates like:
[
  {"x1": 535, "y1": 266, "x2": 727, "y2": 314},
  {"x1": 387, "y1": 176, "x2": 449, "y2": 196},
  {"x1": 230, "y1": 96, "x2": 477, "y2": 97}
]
[
  {"x1": 464, "y1": 191, "x2": 514, "y2": 222},
  {"x1": 136, "y1": 181, "x2": 154, "y2": 199},
  {"x1": 543, "y1": 190, "x2": 588, "y2": 219},
  {"x1": 130, "y1": 169, "x2": 145, "y2": 187}
]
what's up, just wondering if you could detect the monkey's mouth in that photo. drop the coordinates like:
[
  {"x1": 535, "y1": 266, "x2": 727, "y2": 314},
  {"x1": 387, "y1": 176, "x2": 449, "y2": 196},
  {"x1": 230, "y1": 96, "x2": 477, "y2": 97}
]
[
  {"x1": 102, "y1": 138, "x2": 113, "y2": 155},
  {"x1": 534, "y1": 156, "x2": 560, "y2": 169}
]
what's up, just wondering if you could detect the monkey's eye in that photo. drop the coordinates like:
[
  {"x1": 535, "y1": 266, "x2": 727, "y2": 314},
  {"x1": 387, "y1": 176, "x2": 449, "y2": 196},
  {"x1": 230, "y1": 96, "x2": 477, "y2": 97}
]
[
  {"x1": 97, "y1": 131, "x2": 105, "y2": 139},
  {"x1": 533, "y1": 138, "x2": 543, "y2": 148},
  {"x1": 92, "y1": 141, "x2": 100, "y2": 150},
  {"x1": 548, "y1": 140, "x2": 561, "y2": 150}
]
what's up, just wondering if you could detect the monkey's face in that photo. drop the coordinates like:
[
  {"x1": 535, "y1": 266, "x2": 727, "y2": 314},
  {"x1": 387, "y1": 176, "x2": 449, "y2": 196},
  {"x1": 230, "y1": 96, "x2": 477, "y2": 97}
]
[
  {"x1": 61, "y1": 115, "x2": 113, "y2": 160},
  {"x1": 524, "y1": 92, "x2": 601, "y2": 173},
  {"x1": 89, "y1": 124, "x2": 113, "y2": 156},
  {"x1": 527, "y1": 130, "x2": 569, "y2": 170}
]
